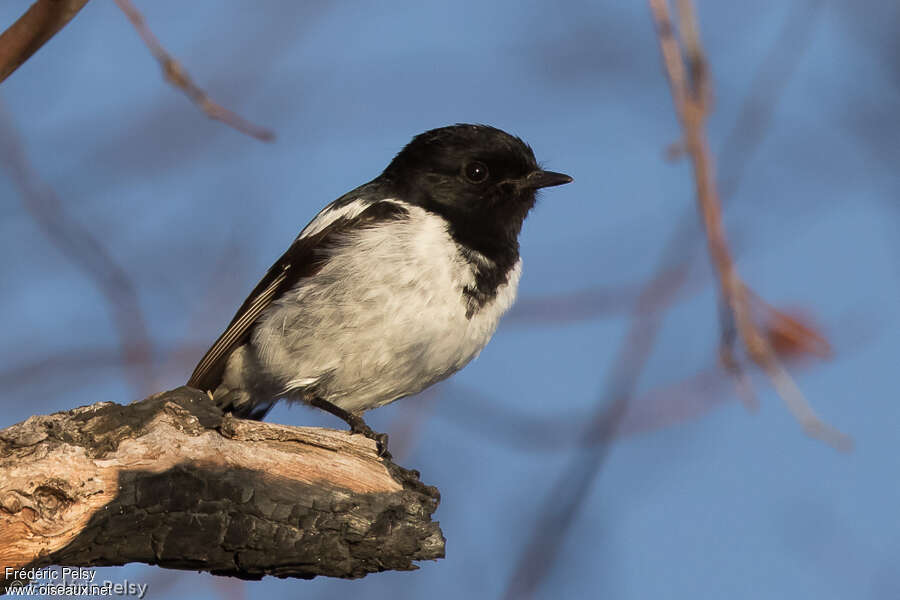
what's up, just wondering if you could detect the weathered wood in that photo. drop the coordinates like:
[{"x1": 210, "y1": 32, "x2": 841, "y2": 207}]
[{"x1": 0, "y1": 387, "x2": 443, "y2": 589}]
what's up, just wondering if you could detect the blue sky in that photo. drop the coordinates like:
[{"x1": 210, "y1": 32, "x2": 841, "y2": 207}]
[{"x1": 1, "y1": 1, "x2": 898, "y2": 599}]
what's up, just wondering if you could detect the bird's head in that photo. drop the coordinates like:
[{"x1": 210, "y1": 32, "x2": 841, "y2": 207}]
[{"x1": 382, "y1": 124, "x2": 572, "y2": 249}]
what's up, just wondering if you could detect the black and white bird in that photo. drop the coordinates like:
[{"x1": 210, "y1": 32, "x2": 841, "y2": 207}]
[{"x1": 188, "y1": 124, "x2": 571, "y2": 453}]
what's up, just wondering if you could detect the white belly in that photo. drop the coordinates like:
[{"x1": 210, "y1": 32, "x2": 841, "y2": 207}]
[{"x1": 251, "y1": 205, "x2": 521, "y2": 413}]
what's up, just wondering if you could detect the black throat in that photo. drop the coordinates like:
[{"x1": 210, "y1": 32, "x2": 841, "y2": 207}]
[
  {"x1": 456, "y1": 237, "x2": 520, "y2": 319},
  {"x1": 397, "y1": 179, "x2": 532, "y2": 318}
]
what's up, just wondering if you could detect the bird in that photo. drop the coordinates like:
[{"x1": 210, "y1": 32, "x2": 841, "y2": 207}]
[{"x1": 188, "y1": 123, "x2": 572, "y2": 455}]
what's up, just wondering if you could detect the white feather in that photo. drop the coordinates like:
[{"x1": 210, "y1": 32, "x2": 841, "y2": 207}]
[{"x1": 297, "y1": 197, "x2": 377, "y2": 239}]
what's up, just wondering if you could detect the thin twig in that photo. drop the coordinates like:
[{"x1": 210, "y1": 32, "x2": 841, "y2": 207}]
[
  {"x1": 648, "y1": 0, "x2": 850, "y2": 451},
  {"x1": 113, "y1": 0, "x2": 275, "y2": 142},
  {"x1": 0, "y1": 0, "x2": 90, "y2": 84}
]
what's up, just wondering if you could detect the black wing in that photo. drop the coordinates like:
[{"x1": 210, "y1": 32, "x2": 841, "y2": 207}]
[{"x1": 187, "y1": 199, "x2": 409, "y2": 392}]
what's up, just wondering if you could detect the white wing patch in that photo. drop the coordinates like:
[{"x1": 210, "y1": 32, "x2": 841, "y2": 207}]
[{"x1": 297, "y1": 197, "x2": 382, "y2": 239}]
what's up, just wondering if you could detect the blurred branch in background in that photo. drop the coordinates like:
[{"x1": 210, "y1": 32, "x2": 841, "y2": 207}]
[
  {"x1": 435, "y1": 310, "x2": 867, "y2": 456},
  {"x1": 502, "y1": 2, "x2": 851, "y2": 598},
  {"x1": 649, "y1": 0, "x2": 850, "y2": 451},
  {"x1": 506, "y1": 259, "x2": 702, "y2": 325},
  {"x1": 0, "y1": 345, "x2": 205, "y2": 395},
  {"x1": 0, "y1": 0, "x2": 279, "y2": 399},
  {"x1": 0, "y1": 105, "x2": 155, "y2": 396},
  {"x1": 0, "y1": 0, "x2": 277, "y2": 141},
  {"x1": 113, "y1": 0, "x2": 275, "y2": 142},
  {"x1": 0, "y1": 0, "x2": 90, "y2": 84},
  {"x1": 503, "y1": 220, "x2": 692, "y2": 600}
]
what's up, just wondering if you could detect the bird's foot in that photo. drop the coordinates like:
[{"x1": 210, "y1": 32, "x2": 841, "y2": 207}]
[
  {"x1": 309, "y1": 397, "x2": 391, "y2": 459},
  {"x1": 347, "y1": 416, "x2": 391, "y2": 459}
]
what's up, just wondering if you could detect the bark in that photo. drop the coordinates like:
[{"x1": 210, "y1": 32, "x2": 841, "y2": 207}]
[{"x1": 0, "y1": 387, "x2": 444, "y2": 590}]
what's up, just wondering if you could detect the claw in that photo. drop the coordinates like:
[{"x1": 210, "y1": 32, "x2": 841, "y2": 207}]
[{"x1": 349, "y1": 420, "x2": 392, "y2": 459}]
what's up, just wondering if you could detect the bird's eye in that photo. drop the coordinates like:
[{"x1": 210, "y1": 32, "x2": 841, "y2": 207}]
[{"x1": 463, "y1": 161, "x2": 489, "y2": 184}]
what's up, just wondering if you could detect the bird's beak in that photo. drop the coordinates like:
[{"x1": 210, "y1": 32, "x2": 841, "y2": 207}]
[{"x1": 520, "y1": 170, "x2": 574, "y2": 190}]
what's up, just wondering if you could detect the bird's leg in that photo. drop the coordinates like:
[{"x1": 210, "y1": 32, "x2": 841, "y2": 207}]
[{"x1": 309, "y1": 397, "x2": 391, "y2": 458}]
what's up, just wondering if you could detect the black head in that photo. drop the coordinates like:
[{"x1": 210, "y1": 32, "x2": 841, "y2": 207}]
[{"x1": 380, "y1": 124, "x2": 572, "y2": 261}]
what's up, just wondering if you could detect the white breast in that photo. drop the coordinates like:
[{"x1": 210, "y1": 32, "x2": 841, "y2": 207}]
[{"x1": 252, "y1": 204, "x2": 521, "y2": 414}]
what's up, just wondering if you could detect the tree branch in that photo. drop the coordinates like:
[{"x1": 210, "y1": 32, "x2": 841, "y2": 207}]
[
  {"x1": 648, "y1": 0, "x2": 851, "y2": 451},
  {"x1": 113, "y1": 0, "x2": 275, "y2": 142},
  {"x1": 0, "y1": 387, "x2": 444, "y2": 589},
  {"x1": 0, "y1": 0, "x2": 90, "y2": 85}
]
